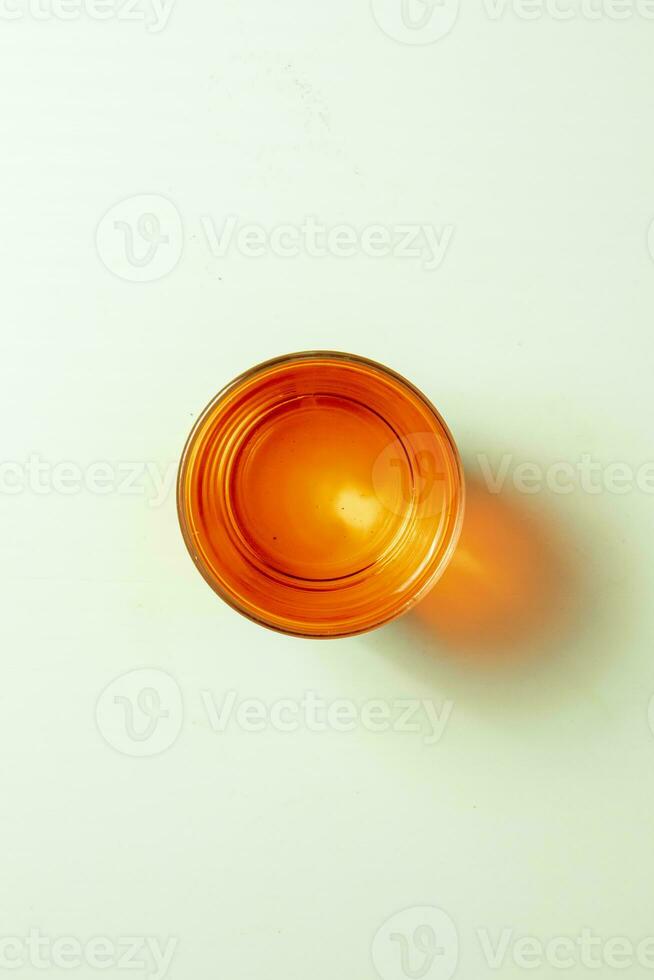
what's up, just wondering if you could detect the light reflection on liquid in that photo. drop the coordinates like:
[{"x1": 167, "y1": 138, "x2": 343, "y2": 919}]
[{"x1": 334, "y1": 486, "x2": 384, "y2": 533}]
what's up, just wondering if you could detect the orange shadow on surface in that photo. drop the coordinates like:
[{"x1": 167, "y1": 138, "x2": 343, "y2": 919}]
[{"x1": 410, "y1": 476, "x2": 578, "y2": 662}]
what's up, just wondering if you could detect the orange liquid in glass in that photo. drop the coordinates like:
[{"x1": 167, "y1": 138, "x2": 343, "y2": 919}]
[
  {"x1": 178, "y1": 352, "x2": 463, "y2": 638},
  {"x1": 232, "y1": 394, "x2": 405, "y2": 581}
]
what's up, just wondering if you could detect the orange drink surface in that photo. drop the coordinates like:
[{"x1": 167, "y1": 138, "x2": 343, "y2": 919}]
[{"x1": 178, "y1": 352, "x2": 464, "y2": 638}]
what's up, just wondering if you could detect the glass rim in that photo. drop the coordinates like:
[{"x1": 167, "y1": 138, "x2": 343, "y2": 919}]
[{"x1": 177, "y1": 350, "x2": 466, "y2": 639}]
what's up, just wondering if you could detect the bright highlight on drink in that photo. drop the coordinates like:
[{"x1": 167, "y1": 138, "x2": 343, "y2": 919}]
[{"x1": 177, "y1": 351, "x2": 464, "y2": 638}]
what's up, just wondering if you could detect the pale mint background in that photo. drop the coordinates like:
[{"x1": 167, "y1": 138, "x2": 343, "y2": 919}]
[{"x1": 1, "y1": 1, "x2": 653, "y2": 978}]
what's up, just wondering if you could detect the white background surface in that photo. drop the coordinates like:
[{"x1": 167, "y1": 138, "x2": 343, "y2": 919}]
[{"x1": 2, "y1": 0, "x2": 654, "y2": 977}]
